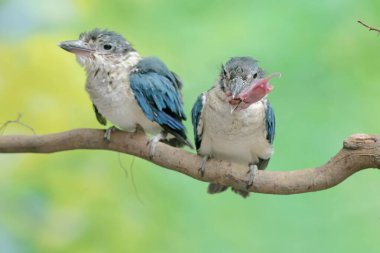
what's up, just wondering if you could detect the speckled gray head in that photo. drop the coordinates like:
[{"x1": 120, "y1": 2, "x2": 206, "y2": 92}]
[
  {"x1": 220, "y1": 57, "x2": 265, "y2": 98},
  {"x1": 220, "y1": 57, "x2": 280, "y2": 112},
  {"x1": 59, "y1": 28, "x2": 135, "y2": 67}
]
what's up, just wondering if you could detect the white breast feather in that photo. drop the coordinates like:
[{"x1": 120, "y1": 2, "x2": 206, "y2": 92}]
[
  {"x1": 84, "y1": 52, "x2": 162, "y2": 134},
  {"x1": 198, "y1": 88, "x2": 273, "y2": 165}
]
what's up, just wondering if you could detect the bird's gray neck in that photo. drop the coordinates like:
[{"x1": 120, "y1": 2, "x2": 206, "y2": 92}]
[
  {"x1": 82, "y1": 51, "x2": 141, "y2": 78},
  {"x1": 83, "y1": 51, "x2": 141, "y2": 103},
  {"x1": 214, "y1": 83, "x2": 229, "y2": 102}
]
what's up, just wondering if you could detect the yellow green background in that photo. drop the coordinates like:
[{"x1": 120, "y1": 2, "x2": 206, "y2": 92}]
[{"x1": 0, "y1": 0, "x2": 379, "y2": 252}]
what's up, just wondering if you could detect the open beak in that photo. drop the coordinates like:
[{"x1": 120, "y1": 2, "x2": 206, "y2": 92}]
[{"x1": 59, "y1": 40, "x2": 93, "y2": 55}]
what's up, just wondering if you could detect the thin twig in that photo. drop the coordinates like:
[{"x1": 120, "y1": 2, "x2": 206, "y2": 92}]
[
  {"x1": 118, "y1": 153, "x2": 144, "y2": 205},
  {"x1": 0, "y1": 114, "x2": 36, "y2": 135},
  {"x1": 118, "y1": 153, "x2": 129, "y2": 178},
  {"x1": 129, "y1": 157, "x2": 144, "y2": 205},
  {"x1": 358, "y1": 20, "x2": 380, "y2": 33}
]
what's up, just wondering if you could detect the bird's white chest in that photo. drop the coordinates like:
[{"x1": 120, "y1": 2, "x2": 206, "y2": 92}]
[
  {"x1": 198, "y1": 91, "x2": 273, "y2": 165},
  {"x1": 84, "y1": 54, "x2": 160, "y2": 134}
]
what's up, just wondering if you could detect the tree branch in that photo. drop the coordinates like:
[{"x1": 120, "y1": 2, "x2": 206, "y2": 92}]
[
  {"x1": 358, "y1": 20, "x2": 380, "y2": 33},
  {"x1": 0, "y1": 129, "x2": 379, "y2": 194}
]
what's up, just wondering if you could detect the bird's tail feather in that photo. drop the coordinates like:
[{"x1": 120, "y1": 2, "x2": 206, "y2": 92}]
[
  {"x1": 161, "y1": 137, "x2": 188, "y2": 148},
  {"x1": 163, "y1": 127, "x2": 193, "y2": 149}
]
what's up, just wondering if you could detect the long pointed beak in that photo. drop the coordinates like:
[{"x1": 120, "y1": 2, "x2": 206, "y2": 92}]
[
  {"x1": 58, "y1": 40, "x2": 93, "y2": 55},
  {"x1": 231, "y1": 77, "x2": 246, "y2": 99}
]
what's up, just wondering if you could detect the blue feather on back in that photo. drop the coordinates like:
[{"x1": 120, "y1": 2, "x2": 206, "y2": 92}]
[
  {"x1": 191, "y1": 94, "x2": 204, "y2": 150},
  {"x1": 130, "y1": 57, "x2": 187, "y2": 139}
]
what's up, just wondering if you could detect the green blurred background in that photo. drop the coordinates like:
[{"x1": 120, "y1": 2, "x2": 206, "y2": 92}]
[{"x1": 1, "y1": 0, "x2": 380, "y2": 252}]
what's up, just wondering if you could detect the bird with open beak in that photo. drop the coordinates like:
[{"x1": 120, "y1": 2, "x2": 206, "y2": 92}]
[
  {"x1": 59, "y1": 29, "x2": 192, "y2": 156},
  {"x1": 191, "y1": 57, "x2": 279, "y2": 197}
]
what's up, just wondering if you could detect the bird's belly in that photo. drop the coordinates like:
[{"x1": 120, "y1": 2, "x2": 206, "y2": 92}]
[
  {"x1": 90, "y1": 90, "x2": 161, "y2": 134},
  {"x1": 199, "y1": 130, "x2": 272, "y2": 165},
  {"x1": 198, "y1": 101, "x2": 273, "y2": 165},
  {"x1": 101, "y1": 103, "x2": 160, "y2": 134}
]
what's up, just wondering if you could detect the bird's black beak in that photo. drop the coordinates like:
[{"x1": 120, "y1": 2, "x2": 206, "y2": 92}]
[
  {"x1": 228, "y1": 77, "x2": 247, "y2": 114},
  {"x1": 230, "y1": 77, "x2": 246, "y2": 99},
  {"x1": 59, "y1": 40, "x2": 93, "y2": 55}
]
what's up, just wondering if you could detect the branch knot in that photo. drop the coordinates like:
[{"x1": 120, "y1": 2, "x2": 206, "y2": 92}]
[{"x1": 343, "y1": 133, "x2": 377, "y2": 150}]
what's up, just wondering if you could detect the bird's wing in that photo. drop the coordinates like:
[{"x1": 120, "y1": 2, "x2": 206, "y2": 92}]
[
  {"x1": 93, "y1": 104, "x2": 107, "y2": 126},
  {"x1": 129, "y1": 57, "x2": 191, "y2": 147},
  {"x1": 258, "y1": 101, "x2": 275, "y2": 170},
  {"x1": 191, "y1": 93, "x2": 206, "y2": 150},
  {"x1": 265, "y1": 101, "x2": 275, "y2": 144}
]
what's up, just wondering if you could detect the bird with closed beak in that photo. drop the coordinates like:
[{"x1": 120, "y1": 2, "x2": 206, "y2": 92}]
[
  {"x1": 59, "y1": 29, "x2": 192, "y2": 156},
  {"x1": 192, "y1": 57, "x2": 279, "y2": 197}
]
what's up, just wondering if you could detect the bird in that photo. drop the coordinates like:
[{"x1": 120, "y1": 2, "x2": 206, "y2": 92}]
[
  {"x1": 59, "y1": 28, "x2": 192, "y2": 155},
  {"x1": 191, "y1": 57, "x2": 279, "y2": 197}
]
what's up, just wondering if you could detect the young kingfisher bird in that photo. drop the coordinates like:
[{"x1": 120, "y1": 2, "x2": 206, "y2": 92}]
[
  {"x1": 59, "y1": 29, "x2": 192, "y2": 155},
  {"x1": 191, "y1": 57, "x2": 278, "y2": 198}
]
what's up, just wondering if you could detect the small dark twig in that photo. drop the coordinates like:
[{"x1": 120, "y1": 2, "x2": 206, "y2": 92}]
[
  {"x1": 0, "y1": 114, "x2": 36, "y2": 135},
  {"x1": 358, "y1": 20, "x2": 380, "y2": 33},
  {"x1": 129, "y1": 157, "x2": 144, "y2": 206},
  {"x1": 118, "y1": 153, "x2": 129, "y2": 178},
  {"x1": 118, "y1": 153, "x2": 144, "y2": 205}
]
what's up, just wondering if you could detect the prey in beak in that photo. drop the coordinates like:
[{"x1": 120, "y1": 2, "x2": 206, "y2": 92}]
[{"x1": 229, "y1": 72, "x2": 281, "y2": 113}]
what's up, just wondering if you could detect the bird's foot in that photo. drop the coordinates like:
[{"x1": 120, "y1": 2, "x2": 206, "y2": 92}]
[
  {"x1": 147, "y1": 132, "x2": 166, "y2": 159},
  {"x1": 246, "y1": 164, "x2": 258, "y2": 189},
  {"x1": 104, "y1": 126, "x2": 117, "y2": 142},
  {"x1": 198, "y1": 155, "x2": 209, "y2": 177}
]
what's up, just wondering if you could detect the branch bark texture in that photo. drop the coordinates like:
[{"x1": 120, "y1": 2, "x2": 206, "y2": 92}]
[{"x1": 0, "y1": 129, "x2": 379, "y2": 194}]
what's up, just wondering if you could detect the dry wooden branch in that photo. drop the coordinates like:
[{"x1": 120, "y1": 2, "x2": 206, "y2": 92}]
[{"x1": 0, "y1": 129, "x2": 379, "y2": 194}]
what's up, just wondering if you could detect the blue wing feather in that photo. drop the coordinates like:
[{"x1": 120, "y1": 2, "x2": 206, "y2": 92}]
[
  {"x1": 130, "y1": 57, "x2": 188, "y2": 142},
  {"x1": 265, "y1": 101, "x2": 275, "y2": 144},
  {"x1": 256, "y1": 101, "x2": 275, "y2": 170},
  {"x1": 191, "y1": 94, "x2": 205, "y2": 150}
]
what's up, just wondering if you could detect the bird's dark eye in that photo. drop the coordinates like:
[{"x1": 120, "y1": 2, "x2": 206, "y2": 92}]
[
  {"x1": 253, "y1": 73, "x2": 258, "y2": 78},
  {"x1": 103, "y1": 44, "x2": 112, "y2": 50}
]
